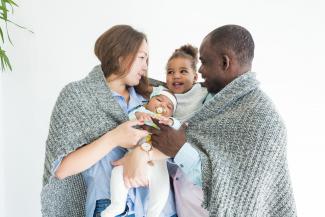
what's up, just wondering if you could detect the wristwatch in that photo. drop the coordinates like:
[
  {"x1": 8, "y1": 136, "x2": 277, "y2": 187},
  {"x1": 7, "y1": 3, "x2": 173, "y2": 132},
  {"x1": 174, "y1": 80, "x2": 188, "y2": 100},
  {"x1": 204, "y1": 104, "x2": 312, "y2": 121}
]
[
  {"x1": 140, "y1": 142, "x2": 154, "y2": 166},
  {"x1": 140, "y1": 142, "x2": 152, "y2": 152}
]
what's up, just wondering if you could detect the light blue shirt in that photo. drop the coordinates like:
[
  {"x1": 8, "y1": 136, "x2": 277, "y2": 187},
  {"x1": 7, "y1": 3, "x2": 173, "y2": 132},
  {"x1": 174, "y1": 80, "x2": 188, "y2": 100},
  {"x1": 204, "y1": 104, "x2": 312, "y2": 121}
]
[
  {"x1": 173, "y1": 143, "x2": 202, "y2": 186},
  {"x1": 172, "y1": 92, "x2": 216, "y2": 187},
  {"x1": 53, "y1": 87, "x2": 176, "y2": 217}
]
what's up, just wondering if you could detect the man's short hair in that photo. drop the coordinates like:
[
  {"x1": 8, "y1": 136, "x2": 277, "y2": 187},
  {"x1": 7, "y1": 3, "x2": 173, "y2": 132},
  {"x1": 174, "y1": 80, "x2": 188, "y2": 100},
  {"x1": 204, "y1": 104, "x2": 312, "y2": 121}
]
[{"x1": 208, "y1": 25, "x2": 255, "y2": 66}]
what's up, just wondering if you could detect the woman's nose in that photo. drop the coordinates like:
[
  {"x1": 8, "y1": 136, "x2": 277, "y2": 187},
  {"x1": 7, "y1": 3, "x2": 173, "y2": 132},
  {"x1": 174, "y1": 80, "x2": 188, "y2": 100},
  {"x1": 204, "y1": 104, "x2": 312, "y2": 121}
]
[{"x1": 143, "y1": 63, "x2": 148, "y2": 71}]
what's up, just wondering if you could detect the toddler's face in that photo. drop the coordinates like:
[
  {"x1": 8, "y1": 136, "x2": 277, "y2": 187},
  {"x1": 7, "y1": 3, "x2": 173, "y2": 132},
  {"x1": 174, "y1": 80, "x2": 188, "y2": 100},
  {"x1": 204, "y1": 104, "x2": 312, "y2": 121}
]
[
  {"x1": 146, "y1": 95, "x2": 174, "y2": 117},
  {"x1": 166, "y1": 57, "x2": 198, "y2": 94}
]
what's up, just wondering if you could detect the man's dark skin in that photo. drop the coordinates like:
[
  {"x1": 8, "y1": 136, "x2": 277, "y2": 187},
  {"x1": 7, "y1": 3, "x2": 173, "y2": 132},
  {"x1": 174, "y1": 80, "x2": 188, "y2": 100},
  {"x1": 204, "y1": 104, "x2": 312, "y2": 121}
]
[
  {"x1": 143, "y1": 119, "x2": 188, "y2": 157},
  {"x1": 146, "y1": 35, "x2": 251, "y2": 157}
]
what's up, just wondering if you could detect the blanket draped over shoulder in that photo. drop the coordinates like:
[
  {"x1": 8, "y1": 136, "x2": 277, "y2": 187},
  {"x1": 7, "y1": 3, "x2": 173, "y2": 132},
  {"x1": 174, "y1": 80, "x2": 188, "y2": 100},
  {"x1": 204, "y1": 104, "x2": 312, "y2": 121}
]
[
  {"x1": 186, "y1": 71, "x2": 297, "y2": 216},
  {"x1": 41, "y1": 65, "x2": 129, "y2": 217}
]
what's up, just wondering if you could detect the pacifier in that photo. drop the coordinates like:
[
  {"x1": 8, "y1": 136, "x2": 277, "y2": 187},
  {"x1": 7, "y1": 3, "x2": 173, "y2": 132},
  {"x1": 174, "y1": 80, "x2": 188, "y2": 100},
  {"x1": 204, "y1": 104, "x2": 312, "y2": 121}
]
[{"x1": 155, "y1": 106, "x2": 165, "y2": 114}]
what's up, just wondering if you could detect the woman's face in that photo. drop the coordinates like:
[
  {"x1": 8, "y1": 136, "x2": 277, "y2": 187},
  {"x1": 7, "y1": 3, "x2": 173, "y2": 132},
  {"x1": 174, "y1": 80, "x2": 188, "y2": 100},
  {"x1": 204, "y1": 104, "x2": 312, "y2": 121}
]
[
  {"x1": 166, "y1": 57, "x2": 198, "y2": 94},
  {"x1": 124, "y1": 40, "x2": 149, "y2": 86}
]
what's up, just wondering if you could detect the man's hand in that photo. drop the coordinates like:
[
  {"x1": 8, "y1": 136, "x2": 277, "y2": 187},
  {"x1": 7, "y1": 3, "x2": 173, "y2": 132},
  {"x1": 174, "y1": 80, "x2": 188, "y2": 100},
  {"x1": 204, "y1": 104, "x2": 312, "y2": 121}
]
[{"x1": 144, "y1": 119, "x2": 188, "y2": 157}]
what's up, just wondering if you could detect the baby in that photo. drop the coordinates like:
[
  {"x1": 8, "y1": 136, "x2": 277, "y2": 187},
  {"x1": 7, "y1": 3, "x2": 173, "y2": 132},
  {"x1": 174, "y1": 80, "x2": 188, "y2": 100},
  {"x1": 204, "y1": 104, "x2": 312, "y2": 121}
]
[{"x1": 102, "y1": 88, "x2": 180, "y2": 217}]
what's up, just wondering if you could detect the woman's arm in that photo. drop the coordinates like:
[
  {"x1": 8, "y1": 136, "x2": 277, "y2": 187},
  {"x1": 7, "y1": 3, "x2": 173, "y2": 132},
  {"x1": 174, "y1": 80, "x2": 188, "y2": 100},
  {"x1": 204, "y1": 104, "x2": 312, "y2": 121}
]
[{"x1": 55, "y1": 120, "x2": 148, "y2": 179}]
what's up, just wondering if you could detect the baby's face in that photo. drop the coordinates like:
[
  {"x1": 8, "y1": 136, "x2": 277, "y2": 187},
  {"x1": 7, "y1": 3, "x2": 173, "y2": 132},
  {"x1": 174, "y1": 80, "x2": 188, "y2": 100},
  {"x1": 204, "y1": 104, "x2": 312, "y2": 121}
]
[
  {"x1": 146, "y1": 95, "x2": 174, "y2": 117},
  {"x1": 166, "y1": 57, "x2": 198, "y2": 94}
]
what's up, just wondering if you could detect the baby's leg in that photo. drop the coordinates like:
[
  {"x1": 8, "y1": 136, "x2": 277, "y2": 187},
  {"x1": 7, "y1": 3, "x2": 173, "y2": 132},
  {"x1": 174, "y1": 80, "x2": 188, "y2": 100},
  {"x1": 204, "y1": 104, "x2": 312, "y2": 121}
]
[
  {"x1": 147, "y1": 160, "x2": 170, "y2": 217},
  {"x1": 101, "y1": 165, "x2": 129, "y2": 217}
]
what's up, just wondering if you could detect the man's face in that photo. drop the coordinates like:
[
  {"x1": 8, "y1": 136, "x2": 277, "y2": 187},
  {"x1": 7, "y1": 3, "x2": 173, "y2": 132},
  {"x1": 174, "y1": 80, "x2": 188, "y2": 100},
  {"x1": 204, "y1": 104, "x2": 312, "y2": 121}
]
[{"x1": 198, "y1": 38, "x2": 227, "y2": 94}]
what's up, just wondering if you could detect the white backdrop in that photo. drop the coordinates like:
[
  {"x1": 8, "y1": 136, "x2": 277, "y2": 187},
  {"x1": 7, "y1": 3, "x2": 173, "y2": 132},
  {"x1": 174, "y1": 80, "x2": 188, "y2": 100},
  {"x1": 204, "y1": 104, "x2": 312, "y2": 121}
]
[{"x1": 1, "y1": 0, "x2": 324, "y2": 216}]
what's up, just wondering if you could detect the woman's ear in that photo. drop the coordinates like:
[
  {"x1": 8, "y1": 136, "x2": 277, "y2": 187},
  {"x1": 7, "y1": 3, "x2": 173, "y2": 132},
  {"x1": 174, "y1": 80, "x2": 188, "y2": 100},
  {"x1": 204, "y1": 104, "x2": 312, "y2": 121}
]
[{"x1": 118, "y1": 56, "x2": 123, "y2": 65}]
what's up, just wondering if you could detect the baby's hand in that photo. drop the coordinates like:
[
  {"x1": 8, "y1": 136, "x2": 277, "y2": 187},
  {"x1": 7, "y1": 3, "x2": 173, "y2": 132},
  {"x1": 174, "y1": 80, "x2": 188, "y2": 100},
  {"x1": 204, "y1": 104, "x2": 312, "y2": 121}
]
[
  {"x1": 154, "y1": 115, "x2": 173, "y2": 126},
  {"x1": 135, "y1": 112, "x2": 152, "y2": 122}
]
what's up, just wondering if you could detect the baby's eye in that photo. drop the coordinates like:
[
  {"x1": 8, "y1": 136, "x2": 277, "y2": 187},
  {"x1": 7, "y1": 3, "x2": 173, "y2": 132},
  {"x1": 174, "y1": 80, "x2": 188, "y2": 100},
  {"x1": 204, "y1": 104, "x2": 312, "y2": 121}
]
[
  {"x1": 181, "y1": 70, "x2": 188, "y2": 74},
  {"x1": 167, "y1": 71, "x2": 173, "y2": 75}
]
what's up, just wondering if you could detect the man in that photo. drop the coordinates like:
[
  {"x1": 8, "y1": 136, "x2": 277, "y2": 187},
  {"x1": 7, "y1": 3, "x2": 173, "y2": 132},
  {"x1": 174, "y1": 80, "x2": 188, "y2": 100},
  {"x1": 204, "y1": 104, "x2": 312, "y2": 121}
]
[{"x1": 149, "y1": 25, "x2": 297, "y2": 216}]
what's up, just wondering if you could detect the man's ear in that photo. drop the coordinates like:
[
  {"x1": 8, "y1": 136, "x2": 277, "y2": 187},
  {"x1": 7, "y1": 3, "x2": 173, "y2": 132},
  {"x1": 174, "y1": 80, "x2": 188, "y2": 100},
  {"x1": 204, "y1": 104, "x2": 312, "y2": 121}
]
[{"x1": 222, "y1": 55, "x2": 230, "y2": 71}]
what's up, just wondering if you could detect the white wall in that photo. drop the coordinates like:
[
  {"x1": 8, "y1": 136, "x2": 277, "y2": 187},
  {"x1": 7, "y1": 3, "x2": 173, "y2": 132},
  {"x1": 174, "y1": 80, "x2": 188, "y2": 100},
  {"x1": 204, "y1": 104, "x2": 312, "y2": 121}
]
[
  {"x1": 1, "y1": 0, "x2": 325, "y2": 216},
  {"x1": 0, "y1": 74, "x2": 5, "y2": 217}
]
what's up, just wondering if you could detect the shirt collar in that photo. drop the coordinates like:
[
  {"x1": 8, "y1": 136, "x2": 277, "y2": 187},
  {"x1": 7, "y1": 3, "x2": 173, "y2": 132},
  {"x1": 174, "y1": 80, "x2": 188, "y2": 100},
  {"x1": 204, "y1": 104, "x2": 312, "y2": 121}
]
[{"x1": 111, "y1": 86, "x2": 147, "y2": 113}]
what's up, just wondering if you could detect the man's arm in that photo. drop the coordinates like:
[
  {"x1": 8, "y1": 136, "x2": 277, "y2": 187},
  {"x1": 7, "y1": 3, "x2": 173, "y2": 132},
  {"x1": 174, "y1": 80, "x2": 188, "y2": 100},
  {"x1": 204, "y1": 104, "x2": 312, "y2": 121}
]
[{"x1": 148, "y1": 119, "x2": 202, "y2": 186}]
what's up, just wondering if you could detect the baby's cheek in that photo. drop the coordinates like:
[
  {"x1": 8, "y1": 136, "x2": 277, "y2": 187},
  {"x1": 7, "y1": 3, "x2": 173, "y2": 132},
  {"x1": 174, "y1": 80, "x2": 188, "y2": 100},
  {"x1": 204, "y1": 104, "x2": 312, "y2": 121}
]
[{"x1": 167, "y1": 110, "x2": 173, "y2": 117}]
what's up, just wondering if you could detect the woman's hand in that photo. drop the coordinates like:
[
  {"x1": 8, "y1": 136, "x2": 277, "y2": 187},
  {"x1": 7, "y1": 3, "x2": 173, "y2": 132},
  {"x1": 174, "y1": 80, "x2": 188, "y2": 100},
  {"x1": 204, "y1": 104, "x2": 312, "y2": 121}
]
[
  {"x1": 108, "y1": 119, "x2": 148, "y2": 149},
  {"x1": 112, "y1": 147, "x2": 149, "y2": 188},
  {"x1": 55, "y1": 120, "x2": 148, "y2": 179}
]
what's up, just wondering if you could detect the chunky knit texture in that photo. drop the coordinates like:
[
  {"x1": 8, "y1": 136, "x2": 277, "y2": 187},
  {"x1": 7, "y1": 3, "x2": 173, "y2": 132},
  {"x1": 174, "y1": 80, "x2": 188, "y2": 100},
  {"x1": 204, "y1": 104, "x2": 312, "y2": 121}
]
[
  {"x1": 41, "y1": 65, "x2": 129, "y2": 217},
  {"x1": 186, "y1": 71, "x2": 297, "y2": 216}
]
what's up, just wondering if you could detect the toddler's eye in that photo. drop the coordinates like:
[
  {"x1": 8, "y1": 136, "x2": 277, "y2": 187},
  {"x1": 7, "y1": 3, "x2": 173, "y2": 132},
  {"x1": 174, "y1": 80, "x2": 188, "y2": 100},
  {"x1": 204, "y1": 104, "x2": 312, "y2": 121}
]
[
  {"x1": 167, "y1": 71, "x2": 173, "y2": 75},
  {"x1": 181, "y1": 70, "x2": 188, "y2": 74}
]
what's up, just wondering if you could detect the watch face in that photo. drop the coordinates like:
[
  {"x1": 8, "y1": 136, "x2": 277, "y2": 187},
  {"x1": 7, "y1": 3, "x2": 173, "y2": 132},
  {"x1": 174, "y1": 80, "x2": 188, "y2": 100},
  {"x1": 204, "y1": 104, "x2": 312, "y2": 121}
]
[{"x1": 141, "y1": 142, "x2": 152, "y2": 151}]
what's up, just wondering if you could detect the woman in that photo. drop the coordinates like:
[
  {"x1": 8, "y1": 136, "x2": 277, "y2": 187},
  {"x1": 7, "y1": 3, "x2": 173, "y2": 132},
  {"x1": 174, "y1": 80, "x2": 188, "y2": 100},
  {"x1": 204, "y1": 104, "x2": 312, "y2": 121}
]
[{"x1": 41, "y1": 25, "x2": 176, "y2": 217}]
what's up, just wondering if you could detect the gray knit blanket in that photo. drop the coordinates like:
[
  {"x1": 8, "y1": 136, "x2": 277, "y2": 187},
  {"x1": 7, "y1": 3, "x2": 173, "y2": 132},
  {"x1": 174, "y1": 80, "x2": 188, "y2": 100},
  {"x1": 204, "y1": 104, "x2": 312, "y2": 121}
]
[
  {"x1": 41, "y1": 65, "x2": 129, "y2": 217},
  {"x1": 186, "y1": 71, "x2": 297, "y2": 216}
]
